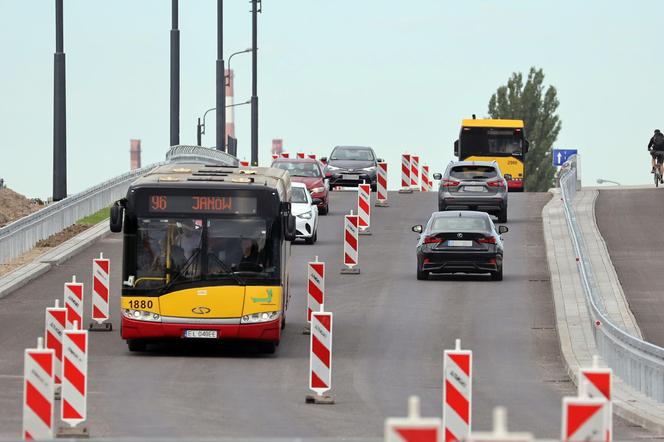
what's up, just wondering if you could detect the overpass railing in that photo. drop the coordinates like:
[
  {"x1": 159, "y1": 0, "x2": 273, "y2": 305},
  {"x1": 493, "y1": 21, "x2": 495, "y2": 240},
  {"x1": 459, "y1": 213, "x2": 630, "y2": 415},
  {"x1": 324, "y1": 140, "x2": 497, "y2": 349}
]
[
  {"x1": 166, "y1": 144, "x2": 238, "y2": 166},
  {"x1": 0, "y1": 162, "x2": 163, "y2": 265},
  {"x1": 559, "y1": 155, "x2": 664, "y2": 402}
]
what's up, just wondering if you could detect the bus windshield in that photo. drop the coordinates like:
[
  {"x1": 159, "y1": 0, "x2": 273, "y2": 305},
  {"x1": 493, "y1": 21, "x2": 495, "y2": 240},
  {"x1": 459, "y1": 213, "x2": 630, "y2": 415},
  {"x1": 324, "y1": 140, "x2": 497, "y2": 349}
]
[
  {"x1": 460, "y1": 127, "x2": 524, "y2": 157},
  {"x1": 206, "y1": 218, "x2": 275, "y2": 276}
]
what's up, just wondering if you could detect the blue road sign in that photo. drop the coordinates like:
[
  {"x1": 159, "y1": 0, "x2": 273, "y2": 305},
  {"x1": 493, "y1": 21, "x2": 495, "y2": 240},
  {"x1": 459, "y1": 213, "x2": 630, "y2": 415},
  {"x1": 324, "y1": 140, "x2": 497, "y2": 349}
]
[{"x1": 552, "y1": 149, "x2": 578, "y2": 167}]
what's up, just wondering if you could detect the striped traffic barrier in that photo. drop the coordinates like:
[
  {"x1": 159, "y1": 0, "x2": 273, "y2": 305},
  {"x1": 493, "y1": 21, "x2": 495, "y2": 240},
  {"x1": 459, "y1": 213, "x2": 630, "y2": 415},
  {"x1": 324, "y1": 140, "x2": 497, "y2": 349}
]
[
  {"x1": 410, "y1": 155, "x2": 420, "y2": 191},
  {"x1": 64, "y1": 276, "x2": 83, "y2": 331},
  {"x1": 90, "y1": 253, "x2": 112, "y2": 332},
  {"x1": 384, "y1": 396, "x2": 441, "y2": 442},
  {"x1": 58, "y1": 321, "x2": 89, "y2": 438},
  {"x1": 340, "y1": 211, "x2": 360, "y2": 274},
  {"x1": 579, "y1": 355, "x2": 612, "y2": 441},
  {"x1": 297, "y1": 152, "x2": 306, "y2": 159},
  {"x1": 280, "y1": 152, "x2": 290, "y2": 159},
  {"x1": 240, "y1": 160, "x2": 249, "y2": 166},
  {"x1": 376, "y1": 162, "x2": 389, "y2": 207},
  {"x1": 468, "y1": 407, "x2": 533, "y2": 442},
  {"x1": 357, "y1": 183, "x2": 371, "y2": 235},
  {"x1": 421, "y1": 165, "x2": 432, "y2": 192},
  {"x1": 443, "y1": 338, "x2": 472, "y2": 442},
  {"x1": 23, "y1": 337, "x2": 55, "y2": 440},
  {"x1": 306, "y1": 257, "x2": 325, "y2": 323},
  {"x1": 561, "y1": 383, "x2": 608, "y2": 442},
  {"x1": 271, "y1": 154, "x2": 278, "y2": 161},
  {"x1": 45, "y1": 300, "x2": 67, "y2": 398},
  {"x1": 308, "y1": 154, "x2": 317, "y2": 160},
  {"x1": 399, "y1": 154, "x2": 413, "y2": 193},
  {"x1": 306, "y1": 310, "x2": 334, "y2": 404}
]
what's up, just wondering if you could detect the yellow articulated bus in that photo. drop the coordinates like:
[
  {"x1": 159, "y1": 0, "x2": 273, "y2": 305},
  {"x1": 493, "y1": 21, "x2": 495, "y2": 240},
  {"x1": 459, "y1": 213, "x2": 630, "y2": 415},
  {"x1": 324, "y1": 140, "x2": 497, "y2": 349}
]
[
  {"x1": 454, "y1": 118, "x2": 530, "y2": 191},
  {"x1": 109, "y1": 163, "x2": 296, "y2": 353}
]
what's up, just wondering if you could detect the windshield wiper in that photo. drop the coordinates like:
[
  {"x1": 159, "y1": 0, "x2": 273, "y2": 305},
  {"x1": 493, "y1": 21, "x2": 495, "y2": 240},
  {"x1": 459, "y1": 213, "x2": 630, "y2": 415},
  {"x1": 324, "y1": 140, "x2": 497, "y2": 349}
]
[
  {"x1": 159, "y1": 248, "x2": 201, "y2": 295},
  {"x1": 207, "y1": 254, "x2": 246, "y2": 285}
]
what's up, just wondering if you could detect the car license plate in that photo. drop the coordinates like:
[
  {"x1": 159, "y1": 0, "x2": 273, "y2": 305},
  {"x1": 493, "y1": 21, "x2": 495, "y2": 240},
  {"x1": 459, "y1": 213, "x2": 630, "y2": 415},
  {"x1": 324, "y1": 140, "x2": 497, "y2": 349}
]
[
  {"x1": 447, "y1": 240, "x2": 473, "y2": 247},
  {"x1": 464, "y1": 186, "x2": 486, "y2": 192},
  {"x1": 343, "y1": 174, "x2": 360, "y2": 180},
  {"x1": 183, "y1": 330, "x2": 218, "y2": 339}
]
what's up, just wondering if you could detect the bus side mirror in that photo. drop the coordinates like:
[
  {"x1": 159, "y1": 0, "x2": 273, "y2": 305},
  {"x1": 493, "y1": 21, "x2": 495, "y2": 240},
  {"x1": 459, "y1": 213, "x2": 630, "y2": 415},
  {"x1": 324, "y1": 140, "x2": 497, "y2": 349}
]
[
  {"x1": 281, "y1": 202, "x2": 296, "y2": 241},
  {"x1": 109, "y1": 201, "x2": 124, "y2": 233},
  {"x1": 454, "y1": 140, "x2": 459, "y2": 157},
  {"x1": 523, "y1": 140, "x2": 529, "y2": 154}
]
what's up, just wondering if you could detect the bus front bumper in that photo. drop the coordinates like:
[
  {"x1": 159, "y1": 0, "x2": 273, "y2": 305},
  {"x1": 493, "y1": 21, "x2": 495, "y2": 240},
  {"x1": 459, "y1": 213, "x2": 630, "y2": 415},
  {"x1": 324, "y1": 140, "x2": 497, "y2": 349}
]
[{"x1": 121, "y1": 316, "x2": 281, "y2": 342}]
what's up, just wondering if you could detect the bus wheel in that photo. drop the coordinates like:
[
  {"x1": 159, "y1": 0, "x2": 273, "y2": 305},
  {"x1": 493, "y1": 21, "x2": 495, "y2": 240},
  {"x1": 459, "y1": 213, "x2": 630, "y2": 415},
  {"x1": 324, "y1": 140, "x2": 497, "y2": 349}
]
[
  {"x1": 127, "y1": 339, "x2": 147, "y2": 352},
  {"x1": 259, "y1": 342, "x2": 277, "y2": 354}
]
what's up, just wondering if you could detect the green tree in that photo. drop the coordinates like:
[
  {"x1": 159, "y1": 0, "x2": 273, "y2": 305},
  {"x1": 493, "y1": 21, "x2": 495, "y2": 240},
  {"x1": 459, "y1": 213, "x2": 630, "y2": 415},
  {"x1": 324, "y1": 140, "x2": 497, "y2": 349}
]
[{"x1": 488, "y1": 67, "x2": 561, "y2": 192}]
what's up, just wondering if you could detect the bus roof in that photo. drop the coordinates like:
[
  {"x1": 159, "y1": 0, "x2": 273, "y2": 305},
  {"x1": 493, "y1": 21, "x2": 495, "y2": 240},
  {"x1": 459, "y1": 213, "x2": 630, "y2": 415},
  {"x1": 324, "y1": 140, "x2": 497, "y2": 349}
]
[
  {"x1": 131, "y1": 163, "x2": 292, "y2": 201},
  {"x1": 461, "y1": 119, "x2": 524, "y2": 129}
]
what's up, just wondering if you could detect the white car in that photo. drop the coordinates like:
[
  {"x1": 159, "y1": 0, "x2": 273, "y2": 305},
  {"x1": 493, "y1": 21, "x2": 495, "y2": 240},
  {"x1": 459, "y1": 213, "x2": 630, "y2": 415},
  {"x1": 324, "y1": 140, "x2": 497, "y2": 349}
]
[{"x1": 291, "y1": 182, "x2": 319, "y2": 244}]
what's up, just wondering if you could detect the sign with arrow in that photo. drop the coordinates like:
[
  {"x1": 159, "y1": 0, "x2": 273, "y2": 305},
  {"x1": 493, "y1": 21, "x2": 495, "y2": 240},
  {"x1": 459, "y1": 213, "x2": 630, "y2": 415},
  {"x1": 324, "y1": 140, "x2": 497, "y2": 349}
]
[{"x1": 553, "y1": 149, "x2": 578, "y2": 167}]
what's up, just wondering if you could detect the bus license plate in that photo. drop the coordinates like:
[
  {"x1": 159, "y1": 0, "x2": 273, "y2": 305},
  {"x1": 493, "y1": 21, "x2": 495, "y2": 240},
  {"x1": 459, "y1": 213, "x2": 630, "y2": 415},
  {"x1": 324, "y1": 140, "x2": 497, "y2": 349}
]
[
  {"x1": 343, "y1": 174, "x2": 360, "y2": 180},
  {"x1": 464, "y1": 186, "x2": 485, "y2": 192},
  {"x1": 183, "y1": 330, "x2": 218, "y2": 339},
  {"x1": 447, "y1": 240, "x2": 473, "y2": 247}
]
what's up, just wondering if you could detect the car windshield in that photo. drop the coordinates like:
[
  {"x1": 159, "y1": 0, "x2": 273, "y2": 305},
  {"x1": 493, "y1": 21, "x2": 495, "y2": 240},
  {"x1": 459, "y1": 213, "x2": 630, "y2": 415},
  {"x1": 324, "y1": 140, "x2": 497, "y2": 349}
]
[
  {"x1": 291, "y1": 187, "x2": 309, "y2": 204},
  {"x1": 273, "y1": 161, "x2": 321, "y2": 177},
  {"x1": 330, "y1": 147, "x2": 374, "y2": 161},
  {"x1": 206, "y1": 218, "x2": 273, "y2": 276},
  {"x1": 450, "y1": 166, "x2": 498, "y2": 180},
  {"x1": 431, "y1": 216, "x2": 489, "y2": 232}
]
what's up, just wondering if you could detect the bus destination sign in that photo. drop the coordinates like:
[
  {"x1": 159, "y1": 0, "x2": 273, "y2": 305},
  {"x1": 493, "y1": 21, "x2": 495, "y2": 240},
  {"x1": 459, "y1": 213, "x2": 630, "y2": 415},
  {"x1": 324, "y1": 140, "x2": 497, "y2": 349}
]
[{"x1": 148, "y1": 195, "x2": 257, "y2": 214}]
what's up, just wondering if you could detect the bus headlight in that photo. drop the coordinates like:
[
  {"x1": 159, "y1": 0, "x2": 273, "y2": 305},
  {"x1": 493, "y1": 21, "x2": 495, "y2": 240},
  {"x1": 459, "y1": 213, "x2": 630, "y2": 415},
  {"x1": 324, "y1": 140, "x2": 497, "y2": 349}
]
[
  {"x1": 297, "y1": 211, "x2": 312, "y2": 219},
  {"x1": 241, "y1": 311, "x2": 280, "y2": 324},
  {"x1": 122, "y1": 309, "x2": 161, "y2": 322}
]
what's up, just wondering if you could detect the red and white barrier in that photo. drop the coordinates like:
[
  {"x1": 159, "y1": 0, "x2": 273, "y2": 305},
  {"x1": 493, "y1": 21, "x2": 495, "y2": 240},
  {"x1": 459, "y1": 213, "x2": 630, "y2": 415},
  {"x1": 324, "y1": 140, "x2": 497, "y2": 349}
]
[
  {"x1": 23, "y1": 337, "x2": 55, "y2": 440},
  {"x1": 64, "y1": 276, "x2": 83, "y2": 331},
  {"x1": 280, "y1": 152, "x2": 290, "y2": 159},
  {"x1": 45, "y1": 300, "x2": 67, "y2": 387},
  {"x1": 421, "y1": 165, "x2": 432, "y2": 192},
  {"x1": 90, "y1": 253, "x2": 112, "y2": 331},
  {"x1": 400, "y1": 154, "x2": 412, "y2": 193},
  {"x1": 240, "y1": 160, "x2": 249, "y2": 166},
  {"x1": 297, "y1": 152, "x2": 306, "y2": 159},
  {"x1": 579, "y1": 356, "x2": 612, "y2": 441},
  {"x1": 341, "y1": 212, "x2": 360, "y2": 274},
  {"x1": 307, "y1": 258, "x2": 325, "y2": 323},
  {"x1": 410, "y1": 155, "x2": 420, "y2": 191},
  {"x1": 443, "y1": 338, "x2": 472, "y2": 442},
  {"x1": 376, "y1": 162, "x2": 389, "y2": 206},
  {"x1": 357, "y1": 183, "x2": 371, "y2": 235},
  {"x1": 61, "y1": 323, "x2": 88, "y2": 428},
  {"x1": 385, "y1": 396, "x2": 441, "y2": 442},
  {"x1": 271, "y1": 154, "x2": 278, "y2": 161},
  {"x1": 308, "y1": 154, "x2": 317, "y2": 160},
  {"x1": 308, "y1": 311, "x2": 333, "y2": 400},
  {"x1": 561, "y1": 395, "x2": 608, "y2": 442}
]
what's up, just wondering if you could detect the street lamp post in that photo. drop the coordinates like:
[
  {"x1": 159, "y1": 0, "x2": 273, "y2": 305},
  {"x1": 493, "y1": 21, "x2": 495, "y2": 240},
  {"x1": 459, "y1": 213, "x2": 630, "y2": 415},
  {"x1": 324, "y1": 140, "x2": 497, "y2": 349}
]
[
  {"x1": 250, "y1": 0, "x2": 261, "y2": 166},
  {"x1": 216, "y1": 0, "x2": 225, "y2": 152},
  {"x1": 170, "y1": 0, "x2": 180, "y2": 147},
  {"x1": 53, "y1": 0, "x2": 67, "y2": 201},
  {"x1": 226, "y1": 48, "x2": 253, "y2": 86},
  {"x1": 197, "y1": 101, "x2": 250, "y2": 146}
]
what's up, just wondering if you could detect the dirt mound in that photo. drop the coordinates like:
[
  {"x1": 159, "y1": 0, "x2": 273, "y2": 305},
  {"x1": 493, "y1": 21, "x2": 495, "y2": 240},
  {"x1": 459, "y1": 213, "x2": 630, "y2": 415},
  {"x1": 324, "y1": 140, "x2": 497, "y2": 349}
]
[{"x1": 0, "y1": 188, "x2": 45, "y2": 227}]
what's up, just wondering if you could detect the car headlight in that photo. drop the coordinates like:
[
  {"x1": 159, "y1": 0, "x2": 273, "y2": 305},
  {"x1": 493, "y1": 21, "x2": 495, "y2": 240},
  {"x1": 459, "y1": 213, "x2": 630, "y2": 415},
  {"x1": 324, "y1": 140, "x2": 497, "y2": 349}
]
[
  {"x1": 311, "y1": 187, "x2": 325, "y2": 193},
  {"x1": 298, "y1": 211, "x2": 313, "y2": 219},
  {"x1": 362, "y1": 166, "x2": 376, "y2": 171},
  {"x1": 327, "y1": 165, "x2": 341, "y2": 171},
  {"x1": 241, "y1": 311, "x2": 280, "y2": 324},
  {"x1": 122, "y1": 309, "x2": 161, "y2": 322}
]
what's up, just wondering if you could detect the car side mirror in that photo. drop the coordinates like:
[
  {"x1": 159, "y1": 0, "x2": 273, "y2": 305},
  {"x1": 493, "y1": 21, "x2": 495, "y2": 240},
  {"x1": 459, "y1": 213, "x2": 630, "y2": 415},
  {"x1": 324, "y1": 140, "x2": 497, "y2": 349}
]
[
  {"x1": 109, "y1": 200, "x2": 124, "y2": 233},
  {"x1": 376, "y1": 158, "x2": 384, "y2": 163},
  {"x1": 498, "y1": 225, "x2": 509, "y2": 234},
  {"x1": 412, "y1": 225, "x2": 423, "y2": 233},
  {"x1": 454, "y1": 140, "x2": 459, "y2": 157},
  {"x1": 312, "y1": 198, "x2": 323, "y2": 205},
  {"x1": 432, "y1": 173, "x2": 442, "y2": 180},
  {"x1": 504, "y1": 174, "x2": 512, "y2": 181}
]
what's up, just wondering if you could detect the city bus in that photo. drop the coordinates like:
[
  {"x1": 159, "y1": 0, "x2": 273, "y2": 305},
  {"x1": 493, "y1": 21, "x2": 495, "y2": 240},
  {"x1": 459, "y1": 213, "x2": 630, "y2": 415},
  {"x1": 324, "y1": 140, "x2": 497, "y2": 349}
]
[
  {"x1": 454, "y1": 118, "x2": 529, "y2": 191},
  {"x1": 109, "y1": 163, "x2": 296, "y2": 353}
]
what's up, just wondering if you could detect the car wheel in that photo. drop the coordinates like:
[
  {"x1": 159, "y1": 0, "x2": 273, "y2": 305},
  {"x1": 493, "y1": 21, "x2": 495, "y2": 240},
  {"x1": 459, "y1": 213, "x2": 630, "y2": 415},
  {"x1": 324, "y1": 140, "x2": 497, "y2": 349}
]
[
  {"x1": 417, "y1": 261, "x2": 429, "y2": 280},
  {"x1": 497, "y1": 207, "x2": 508, "y2": 223},
  {"x1": 127, "y1": 339, "x2": 147, "y2": 352},
  {"x1": 305, "y1": 235, "x2": 314, "y2": 245},
  {"x1": 491, "y1": 264, "x2": 503, "y2": 281},
  {"x1": 438, "y1": 202, "x2": 446, "y2": 212},
  {"x1": 320, "y1": 204, "x2": 329, "y2": 215}
]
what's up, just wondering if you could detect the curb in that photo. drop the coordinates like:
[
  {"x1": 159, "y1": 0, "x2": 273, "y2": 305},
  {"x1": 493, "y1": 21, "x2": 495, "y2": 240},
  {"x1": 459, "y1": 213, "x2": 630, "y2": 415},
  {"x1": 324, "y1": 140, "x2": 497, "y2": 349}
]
[
  {"x1": 0, "y1": 220, "x2": 111, "y2": 300},
  {"x1": 542, "y1": 189, "x2": 664, "y2": 434}
]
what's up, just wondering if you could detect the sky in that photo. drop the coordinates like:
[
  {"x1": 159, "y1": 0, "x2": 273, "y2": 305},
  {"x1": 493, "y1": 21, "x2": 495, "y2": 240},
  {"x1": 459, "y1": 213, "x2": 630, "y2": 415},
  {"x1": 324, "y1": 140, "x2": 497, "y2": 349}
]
[{"x1": 0, "y1": 0, "x2": 661, "y2": 198}]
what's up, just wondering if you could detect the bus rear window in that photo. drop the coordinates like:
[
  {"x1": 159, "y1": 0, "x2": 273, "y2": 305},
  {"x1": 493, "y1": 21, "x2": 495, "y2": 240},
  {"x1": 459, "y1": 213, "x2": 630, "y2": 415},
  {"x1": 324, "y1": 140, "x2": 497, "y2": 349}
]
[{"x1": 450, "y1": 166, "x2": 497, "y2": 180}]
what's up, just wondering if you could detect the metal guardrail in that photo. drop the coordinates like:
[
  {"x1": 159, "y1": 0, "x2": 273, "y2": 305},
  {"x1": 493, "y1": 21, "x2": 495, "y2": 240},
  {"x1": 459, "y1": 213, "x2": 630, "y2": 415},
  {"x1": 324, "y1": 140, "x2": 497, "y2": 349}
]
[
  {"x1": 559, "y1": 155, "x2": 664, "y2": 401},
  {"x1": 0, "y1": 162, "x2": 163, "y2": 265}
]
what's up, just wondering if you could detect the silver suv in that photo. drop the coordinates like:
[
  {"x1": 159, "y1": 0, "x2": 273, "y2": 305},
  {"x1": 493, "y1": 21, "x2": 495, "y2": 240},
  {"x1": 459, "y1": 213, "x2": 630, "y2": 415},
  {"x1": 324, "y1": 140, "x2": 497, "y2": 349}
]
[{"x1": 433, "y1": 161, "x2": 508, "y2": 223}]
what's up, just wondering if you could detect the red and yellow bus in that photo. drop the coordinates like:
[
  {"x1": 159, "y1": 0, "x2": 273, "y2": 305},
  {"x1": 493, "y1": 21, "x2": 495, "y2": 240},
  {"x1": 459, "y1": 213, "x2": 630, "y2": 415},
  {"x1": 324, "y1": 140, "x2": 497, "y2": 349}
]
[
  {"x1": 110, "y1": 163, "x2": 296, "y2": 353},
  {"x1": 454, "y1": 119, "x2": 529, "y2": 191}
]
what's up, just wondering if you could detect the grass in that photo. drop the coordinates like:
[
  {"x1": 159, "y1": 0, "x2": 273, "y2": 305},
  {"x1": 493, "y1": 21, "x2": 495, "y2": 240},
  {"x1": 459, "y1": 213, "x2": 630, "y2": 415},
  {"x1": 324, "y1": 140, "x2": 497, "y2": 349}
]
[{"x1": 77, "y1": 206, "x2": 111, "y2": 226}]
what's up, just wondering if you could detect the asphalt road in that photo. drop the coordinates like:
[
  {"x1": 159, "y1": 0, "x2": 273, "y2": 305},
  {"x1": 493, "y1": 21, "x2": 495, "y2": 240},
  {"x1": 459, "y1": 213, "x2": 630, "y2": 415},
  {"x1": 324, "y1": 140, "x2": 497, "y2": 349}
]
[
  {"x1": 596, "y1": 188, "x2": 664, "y2": 347},
  {"x1": 0, "y1": 191, "x2": 648, "y2": 439}
]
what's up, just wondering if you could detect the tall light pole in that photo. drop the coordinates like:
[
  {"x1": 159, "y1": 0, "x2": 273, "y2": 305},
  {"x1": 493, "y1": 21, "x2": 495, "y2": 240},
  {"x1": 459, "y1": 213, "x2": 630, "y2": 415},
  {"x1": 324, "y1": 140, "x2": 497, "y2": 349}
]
[
  {"x1": 226, "y1": 48, "x2": 252, "y2": 86},
  {"x1": 170, "y1": 0, "x2": 180, "y2": 147},
  {"x1": 216, "y1": 0, "x2": 226, "y2": 151},
  {"x1": 250, "y1": 0, "x2": 261, "y2": 165},
  {"x1": 53, "y1": 0, "x2": 67, "y2": 201}
]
